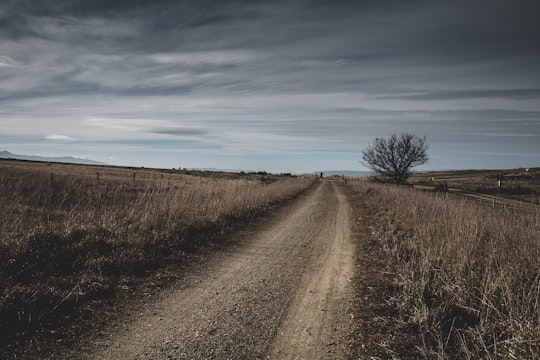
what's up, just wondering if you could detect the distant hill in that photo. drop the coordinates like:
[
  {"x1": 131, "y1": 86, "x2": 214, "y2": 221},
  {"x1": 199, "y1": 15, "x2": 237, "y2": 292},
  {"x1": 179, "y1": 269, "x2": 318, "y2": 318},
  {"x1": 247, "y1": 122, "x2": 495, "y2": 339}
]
[
  {"x1": 0, "y1": 150, "x2": 107, "y2": 166},
  {"x1": 322, "y1": 170, "x2": 372, "y2": 177}
]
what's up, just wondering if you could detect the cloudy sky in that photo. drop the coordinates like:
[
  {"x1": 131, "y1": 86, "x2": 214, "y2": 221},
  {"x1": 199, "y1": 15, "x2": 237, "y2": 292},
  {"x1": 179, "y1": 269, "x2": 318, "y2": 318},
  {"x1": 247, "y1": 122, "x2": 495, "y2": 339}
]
[{"x1": 1, "y1": 0, "x2": 539, "y2": 173}]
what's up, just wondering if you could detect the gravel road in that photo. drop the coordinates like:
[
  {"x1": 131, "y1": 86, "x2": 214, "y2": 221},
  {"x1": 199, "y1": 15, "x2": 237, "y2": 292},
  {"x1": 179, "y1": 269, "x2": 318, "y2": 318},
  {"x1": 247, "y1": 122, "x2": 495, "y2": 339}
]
[{"x1": 86, "y1": 180, "x2": 355, "y2": 359}]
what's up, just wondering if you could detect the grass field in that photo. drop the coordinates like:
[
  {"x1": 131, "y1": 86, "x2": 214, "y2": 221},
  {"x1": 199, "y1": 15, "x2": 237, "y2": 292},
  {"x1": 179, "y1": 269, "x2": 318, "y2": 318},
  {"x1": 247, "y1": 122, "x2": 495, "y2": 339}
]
[
  {"x1": 349, "y1": 172, "x2": 540, "y2": 359},
  {"x1": 0, "y1": 159, "x2": 314, "y2": 352},
  {"x1": 3, "y1": 159, "x2": 539, "y2": 358},
  {"x1": 408, "y1": 167, "x2": 540, "y2": 210}
]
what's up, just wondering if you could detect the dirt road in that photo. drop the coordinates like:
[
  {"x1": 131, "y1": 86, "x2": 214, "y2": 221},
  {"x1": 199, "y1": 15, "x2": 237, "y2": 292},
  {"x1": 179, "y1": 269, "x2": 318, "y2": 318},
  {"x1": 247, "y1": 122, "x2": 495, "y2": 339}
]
[{"x1": 85, "y1": 181, "x2": 355, "y2": 359}]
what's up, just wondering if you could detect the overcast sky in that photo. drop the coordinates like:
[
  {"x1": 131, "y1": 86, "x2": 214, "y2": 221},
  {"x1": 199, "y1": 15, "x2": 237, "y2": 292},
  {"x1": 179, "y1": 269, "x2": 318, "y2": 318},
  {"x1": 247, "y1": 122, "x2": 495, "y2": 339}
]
[{"x1": 1, "y1": 0, "x2": 539, "y2": 173}]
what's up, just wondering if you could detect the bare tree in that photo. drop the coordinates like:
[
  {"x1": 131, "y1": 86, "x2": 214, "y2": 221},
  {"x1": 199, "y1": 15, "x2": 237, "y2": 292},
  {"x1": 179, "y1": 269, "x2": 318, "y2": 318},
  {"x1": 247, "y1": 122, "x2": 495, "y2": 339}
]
[{"x1": 362, "y1": 133, "x2": 429, "y2": 184}]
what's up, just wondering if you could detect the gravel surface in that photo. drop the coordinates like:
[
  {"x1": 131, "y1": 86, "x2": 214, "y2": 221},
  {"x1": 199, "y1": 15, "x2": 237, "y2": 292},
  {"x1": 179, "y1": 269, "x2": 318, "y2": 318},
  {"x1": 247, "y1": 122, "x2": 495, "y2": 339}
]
[{"x1": 82, "y1": 180, "x2": 355, "y2": 359}]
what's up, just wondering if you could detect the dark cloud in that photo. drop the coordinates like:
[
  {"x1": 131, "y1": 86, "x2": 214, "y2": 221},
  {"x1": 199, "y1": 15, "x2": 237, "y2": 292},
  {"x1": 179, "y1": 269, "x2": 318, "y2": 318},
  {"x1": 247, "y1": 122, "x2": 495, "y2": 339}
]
[
  {"x1": 374, "y1": 89, "x2": 540, "y2": 101},
  {"x1": 1, "y1": 0, "x2": 539, "y2": 171},
  {"x1": 150, "y1": 127, "x2": 209, "y2": 136},
  {"x1": 8, "y1": 0, "x2": 181, "y2": 16}
]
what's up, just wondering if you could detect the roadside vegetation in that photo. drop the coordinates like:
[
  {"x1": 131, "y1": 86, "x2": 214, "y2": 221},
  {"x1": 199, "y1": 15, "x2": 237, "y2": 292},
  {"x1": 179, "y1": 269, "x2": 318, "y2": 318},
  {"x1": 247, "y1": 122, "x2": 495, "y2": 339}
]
[
  {"x1": 0, "y1": 160, "x2": 314, "y2": 353},
  {"x1": 348, "y1": 177, "x2": 540, "y2": 358}
]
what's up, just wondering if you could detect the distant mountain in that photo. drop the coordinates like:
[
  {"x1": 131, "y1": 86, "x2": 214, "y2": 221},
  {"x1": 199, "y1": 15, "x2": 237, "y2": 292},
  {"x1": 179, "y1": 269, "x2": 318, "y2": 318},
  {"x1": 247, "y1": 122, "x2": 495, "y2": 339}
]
[
  {"x1": 190, "y1": 167, "x2": 243, "y2": 173},
  {"x1": 0, "y1": 150, "x2": 107, "y2": 166},
  {"x1": 322, "y1": 170, "x2": 372, "y2": 177}
]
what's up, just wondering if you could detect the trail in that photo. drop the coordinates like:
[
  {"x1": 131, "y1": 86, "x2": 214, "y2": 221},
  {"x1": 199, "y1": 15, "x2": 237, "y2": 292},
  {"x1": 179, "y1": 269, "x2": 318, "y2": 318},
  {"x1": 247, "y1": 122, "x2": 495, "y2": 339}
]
[{"x1": 84, "y1": 181, "x2": 355, "y2": 359}]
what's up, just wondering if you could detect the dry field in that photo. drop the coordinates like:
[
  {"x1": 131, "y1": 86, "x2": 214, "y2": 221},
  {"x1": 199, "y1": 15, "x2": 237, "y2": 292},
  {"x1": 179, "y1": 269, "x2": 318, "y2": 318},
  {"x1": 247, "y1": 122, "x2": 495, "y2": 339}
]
[
  {"x1": 0, "y1": 159, "x2": 313, "y2": 354},
  {"x1": 408, "y1": 167, "x2": 540, "y2": 210},
  {"x1": 4, "y1": 159, "x2": 539, "y2": 359},
  {"x1": 348, "y1": 176, "x2": 540, "y2": 359}
]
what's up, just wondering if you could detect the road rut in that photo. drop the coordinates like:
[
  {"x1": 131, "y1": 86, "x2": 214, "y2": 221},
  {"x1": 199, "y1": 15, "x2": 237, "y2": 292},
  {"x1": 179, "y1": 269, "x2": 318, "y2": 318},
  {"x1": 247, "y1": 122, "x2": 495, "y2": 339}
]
[{"x1": 86, "y1": 181, "x2": 354, "y2": 359}]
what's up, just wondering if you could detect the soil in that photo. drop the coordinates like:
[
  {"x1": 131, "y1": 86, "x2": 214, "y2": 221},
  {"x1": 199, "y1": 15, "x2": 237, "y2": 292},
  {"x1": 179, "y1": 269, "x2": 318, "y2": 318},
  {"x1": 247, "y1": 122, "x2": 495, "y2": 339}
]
[{"x1": 30, "y1": 180, "x2": 357, "y2": 359}]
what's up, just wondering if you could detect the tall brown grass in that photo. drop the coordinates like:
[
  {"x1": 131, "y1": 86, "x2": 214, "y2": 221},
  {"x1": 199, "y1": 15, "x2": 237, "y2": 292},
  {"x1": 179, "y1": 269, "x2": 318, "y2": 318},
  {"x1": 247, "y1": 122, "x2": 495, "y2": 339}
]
[
  {"x1": 0, "y1": 161, "x2": 314, "y2": 349},
  {"x1": 348, "y1": 178, "x2": 540, "y2": 359}
]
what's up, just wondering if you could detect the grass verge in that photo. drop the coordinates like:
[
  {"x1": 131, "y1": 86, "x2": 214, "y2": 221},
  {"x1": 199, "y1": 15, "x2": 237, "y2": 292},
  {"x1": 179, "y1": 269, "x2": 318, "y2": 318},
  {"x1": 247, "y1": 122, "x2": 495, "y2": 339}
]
[{"x1": 348, "y1": 177, "x2": 540, "y2": 359}]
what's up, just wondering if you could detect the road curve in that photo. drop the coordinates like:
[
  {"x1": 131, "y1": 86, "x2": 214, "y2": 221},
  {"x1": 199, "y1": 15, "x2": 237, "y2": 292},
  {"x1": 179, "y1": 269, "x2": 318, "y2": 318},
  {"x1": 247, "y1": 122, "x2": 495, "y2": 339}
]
[{"x1": 86, "y1": 181, "x2": 355, "y2": 359}]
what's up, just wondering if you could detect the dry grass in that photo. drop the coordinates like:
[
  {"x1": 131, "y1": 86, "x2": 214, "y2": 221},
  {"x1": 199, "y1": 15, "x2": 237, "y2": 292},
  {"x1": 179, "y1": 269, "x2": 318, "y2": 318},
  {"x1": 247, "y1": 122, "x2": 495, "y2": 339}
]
[
  {"x1": 348, "y1": 177, "x2": 540, "y2": 359},
  {"x1": 0, "y1": 160, "x2": 314, "y2": 350},
  {"x1": 409, "y1": 167, "x2": 540, "y2": 205}
]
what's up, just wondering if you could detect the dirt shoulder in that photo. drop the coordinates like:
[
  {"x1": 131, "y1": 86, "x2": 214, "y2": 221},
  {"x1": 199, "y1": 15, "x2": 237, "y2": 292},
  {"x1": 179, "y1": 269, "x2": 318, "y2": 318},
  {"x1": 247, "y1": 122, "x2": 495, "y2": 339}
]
[{"x1": 346, "y1": 185, "x2": 421, "y2": 359}]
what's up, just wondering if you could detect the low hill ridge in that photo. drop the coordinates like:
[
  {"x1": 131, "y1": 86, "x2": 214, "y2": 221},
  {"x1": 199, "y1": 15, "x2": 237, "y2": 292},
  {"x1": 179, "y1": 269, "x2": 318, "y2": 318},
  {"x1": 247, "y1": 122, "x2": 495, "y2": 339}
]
[{"x1": 0, "y1": 150, "x2": 106, "y2": 166}]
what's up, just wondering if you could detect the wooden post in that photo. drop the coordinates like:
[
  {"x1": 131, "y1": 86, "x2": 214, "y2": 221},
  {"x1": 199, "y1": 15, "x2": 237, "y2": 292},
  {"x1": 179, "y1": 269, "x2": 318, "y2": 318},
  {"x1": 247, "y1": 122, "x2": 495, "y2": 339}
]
[
  {"x1": 497, "y1": 173, "x2": 503, "y2": 192},
  {"x1": 96, "y1": 172, "x2": 100, "y2": 182}
]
